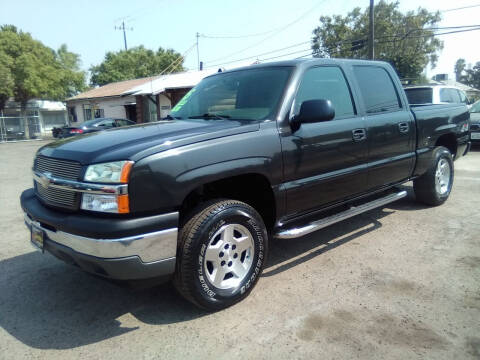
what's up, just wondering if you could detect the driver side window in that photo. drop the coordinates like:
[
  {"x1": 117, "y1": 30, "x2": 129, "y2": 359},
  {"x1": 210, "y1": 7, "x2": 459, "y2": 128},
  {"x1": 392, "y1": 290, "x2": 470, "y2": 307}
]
[
  {"x1": 96, "y1": 119, "x2": 115, "y2": 128},
  {"x1": 293, "y1": 66, "x2": 356, "y2": 119}
]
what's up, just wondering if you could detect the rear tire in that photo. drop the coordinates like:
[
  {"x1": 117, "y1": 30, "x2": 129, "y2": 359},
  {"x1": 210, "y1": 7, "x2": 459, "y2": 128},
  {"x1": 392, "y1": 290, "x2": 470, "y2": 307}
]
[
  {"x1": 413, "y1": 146, "x2": 454, "y2": 206},
  {"x1": 173, "y1": 200, "x2": 268, "y2": 311}
]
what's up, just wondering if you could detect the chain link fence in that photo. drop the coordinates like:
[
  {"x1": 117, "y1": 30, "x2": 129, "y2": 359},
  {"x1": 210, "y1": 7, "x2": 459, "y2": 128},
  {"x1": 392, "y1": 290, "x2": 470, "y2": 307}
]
[
  {"x1": 0, "y1": 111, "x2": 67, "y2": 143},
  {"x1": 0, "y1": 115, "x2": 44, "y2": 142}
]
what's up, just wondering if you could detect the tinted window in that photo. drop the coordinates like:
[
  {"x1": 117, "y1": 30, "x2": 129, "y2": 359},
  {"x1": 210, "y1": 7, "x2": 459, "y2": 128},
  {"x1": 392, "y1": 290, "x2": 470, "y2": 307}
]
[
  {"x1": 171, "y1": 67, "x2": 292, "y2": 121},
  {"x1": 116, "y1": 119, "x2": 132, "y2": 126},
  {"x1": 82, "y1": 118, "x2": 104, "y2": 127},
  {"x1": 96, "y1": 119, "x2": 115, "y2": 127},
  {"x1": 405, "y1": 88, "x2": 433, "y2": 104},
  {"x1": 440, "y1": 88, "x2": 461, "y2": 103},
  {"x1": 353, "y1": 66, "x2": 401, "y2": 113},
  {"x1": 458, "y1": 90, "x2": 467, "y2": 104},
  {"x1": 293, "y1": 66, "x2": 355, "y2": 118}
]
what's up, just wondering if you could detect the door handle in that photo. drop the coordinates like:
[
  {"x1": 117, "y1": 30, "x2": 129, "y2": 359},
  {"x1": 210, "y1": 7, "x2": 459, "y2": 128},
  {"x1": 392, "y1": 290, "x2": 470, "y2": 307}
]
[
  {"x1": 352, "y1": 128, "x2": 367, "y2": 141},
  {"x1": 398, "y1": 122, "x2": 409, "y2": 133}
]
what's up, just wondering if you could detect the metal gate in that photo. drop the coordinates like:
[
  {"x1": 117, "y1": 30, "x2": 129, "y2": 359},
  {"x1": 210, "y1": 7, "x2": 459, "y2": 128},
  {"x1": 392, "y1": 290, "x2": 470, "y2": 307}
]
[{"x1": 0, "y1": 115, "x2": 42, "y2": 142}]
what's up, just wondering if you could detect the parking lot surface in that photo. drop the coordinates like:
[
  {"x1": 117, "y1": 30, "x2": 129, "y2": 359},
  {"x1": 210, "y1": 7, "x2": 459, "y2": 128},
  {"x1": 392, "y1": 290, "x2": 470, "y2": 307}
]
[{"x1": 0, "y1": 140, "x2": 479, "y2": 360}]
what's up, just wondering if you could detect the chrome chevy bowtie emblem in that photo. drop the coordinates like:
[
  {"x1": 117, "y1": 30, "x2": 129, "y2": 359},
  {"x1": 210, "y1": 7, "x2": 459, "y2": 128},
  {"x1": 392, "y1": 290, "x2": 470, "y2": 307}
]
[{"x1": 38, "y1": 172, "x2": 52, "y2": 188}]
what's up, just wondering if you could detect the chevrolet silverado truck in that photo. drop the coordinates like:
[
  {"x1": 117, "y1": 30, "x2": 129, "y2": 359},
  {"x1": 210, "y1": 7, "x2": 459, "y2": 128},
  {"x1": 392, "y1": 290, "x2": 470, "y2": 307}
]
[{"x1": 21, "y1": 59, "x2": 471, "y2": 310}]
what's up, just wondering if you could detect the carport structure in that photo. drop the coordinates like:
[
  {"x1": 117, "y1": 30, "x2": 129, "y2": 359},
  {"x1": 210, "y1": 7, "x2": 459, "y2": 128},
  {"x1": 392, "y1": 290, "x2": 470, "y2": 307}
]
[{"x1": 122, "y1": 69, "x2": 219, "y2": 123}]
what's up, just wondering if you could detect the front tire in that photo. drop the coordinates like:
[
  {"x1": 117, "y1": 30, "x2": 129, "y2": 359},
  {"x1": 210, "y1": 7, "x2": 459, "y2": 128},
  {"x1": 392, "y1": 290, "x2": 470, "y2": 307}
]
[
  {"x1": 413, "y1": 146, "x2": 454, "y2": 206},
  {"x1": 174, "y1": 200, "x2": 268, "y2": 310}
]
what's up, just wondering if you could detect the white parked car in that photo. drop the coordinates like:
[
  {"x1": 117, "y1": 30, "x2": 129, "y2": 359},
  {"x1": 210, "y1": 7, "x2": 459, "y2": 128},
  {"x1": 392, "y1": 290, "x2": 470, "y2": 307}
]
[{"x1": 404, "y1": 85, "x2": 471, "y2": 107}]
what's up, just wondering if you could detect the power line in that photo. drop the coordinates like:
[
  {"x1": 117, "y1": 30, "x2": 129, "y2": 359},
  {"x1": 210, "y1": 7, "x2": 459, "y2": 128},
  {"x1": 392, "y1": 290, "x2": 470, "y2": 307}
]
[
  {"x1": 205, "y1": 21, "x2": 478, "y2": 68},
  {"x1": 376, "y1": 26, "x2": 480, "y2": 44},
  {"x1": 441, "y1": 4, "x2": 480, "y2": 12},
  {"x1": 204, "y1": 48, "x2": 314, "y2": 70},
  {"x1": 200, "y1": 28, "x2": 280, "y2": 39},
  {"x1": 207, "y1": 40, "x2": 311, "y2": 67},
  {"x1": 202, "y1": 23, "x2": 480, "y2": 70},
  {"x1": 258, "y1": 48, "x2": 314, "y2": 62},
  {"x1": 204, "y1": 0, "x2": 328, "y2": 64},
  {"x1": 158, "y1": 43, "x2": 197, "y2": 76}
]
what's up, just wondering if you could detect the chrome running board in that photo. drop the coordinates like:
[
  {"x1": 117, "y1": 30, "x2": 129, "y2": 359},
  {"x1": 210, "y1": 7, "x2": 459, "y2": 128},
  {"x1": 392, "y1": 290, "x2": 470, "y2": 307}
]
[{"x1": 275, "y1": 190, "x2": 407, "y2": 239}]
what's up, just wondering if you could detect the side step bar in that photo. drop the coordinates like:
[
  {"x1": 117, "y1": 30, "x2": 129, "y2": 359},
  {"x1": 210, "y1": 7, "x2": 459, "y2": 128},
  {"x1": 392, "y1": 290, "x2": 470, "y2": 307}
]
[{"x1": 275, "y1": 190, "x2": 407, "y2": 239}]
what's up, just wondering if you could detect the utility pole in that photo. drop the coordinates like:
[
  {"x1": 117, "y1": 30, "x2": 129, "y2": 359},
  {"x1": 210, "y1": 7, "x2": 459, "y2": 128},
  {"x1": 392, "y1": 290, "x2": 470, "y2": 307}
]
[
  {"x1": 196, "y1": 32, "x2": 200, "y2": 70},
  {"x1": 368, "y1": 0, "x2": 375, "y2": 59},
  {"x1": 115, "y1": 21, "x2": 133, "y2": 51}
]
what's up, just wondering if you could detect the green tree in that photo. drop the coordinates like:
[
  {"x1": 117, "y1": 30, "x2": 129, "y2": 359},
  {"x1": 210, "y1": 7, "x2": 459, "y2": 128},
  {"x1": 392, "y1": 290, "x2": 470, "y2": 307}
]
[
  {"x1": 454, "y1": 58, "x2": 466, "y2": 82},
  {"x1": 0, "y1": 52, "x2": 14, "y2": 112},
  {"x1": 0, "y1": 25, "x2": 85, "y2": 137},
  {"x1": 89, "y1": 45, "x2": 184, "y2": 86},
  {"x1": 56, "y1": 44, "x2": 87, "y2": 98},
  {"x1": 312, "y1": 1, "x2": 443, "y2": 80},
  {"x1": 464, "y1": 62, "x2": 480, "y2": 90}
]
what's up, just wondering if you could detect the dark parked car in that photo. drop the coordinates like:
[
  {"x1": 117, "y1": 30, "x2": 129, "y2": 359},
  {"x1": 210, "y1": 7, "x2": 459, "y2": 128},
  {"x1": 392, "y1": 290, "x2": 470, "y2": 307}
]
[
  {"x1": 5, "y1": 129, "x2": 25, "y2": 141},
  {"x1": 21, "y1": 59, "x2": 471, "y2": 310},
  {"x1": 469, "y1": 100, "x2": 480, "y2": 143},
  {"x1": 57, "y1": 118, "x2": 135, "y2": 138}
]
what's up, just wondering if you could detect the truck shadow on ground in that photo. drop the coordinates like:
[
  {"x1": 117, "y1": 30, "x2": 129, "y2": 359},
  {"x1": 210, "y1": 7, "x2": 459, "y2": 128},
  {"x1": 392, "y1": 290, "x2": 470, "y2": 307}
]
[
  {"x1": 264, "y1": 185, "x2": 422, "y2": 276},
  {"x1": 0, "y1": 189, "x2": 421, "y2": 350},
  {"x1": 0, "y1": 252, "x2": 207, "y2": 349}
]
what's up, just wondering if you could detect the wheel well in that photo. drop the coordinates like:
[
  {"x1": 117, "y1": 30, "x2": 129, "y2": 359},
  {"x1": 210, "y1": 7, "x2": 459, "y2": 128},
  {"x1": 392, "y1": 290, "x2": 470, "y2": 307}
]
[
  {"x1": 435, "y1": 134, "x2": 457, "y2": 157},
  {"x1": 180, "y1": 174, "x2": 276, "y2": 229}
]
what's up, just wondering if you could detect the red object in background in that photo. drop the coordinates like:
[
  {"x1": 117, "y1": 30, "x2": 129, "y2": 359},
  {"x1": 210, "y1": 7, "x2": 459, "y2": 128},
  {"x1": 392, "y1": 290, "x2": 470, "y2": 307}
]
[{"x1": 70, "y1": 129, "x2": 83, "y2": 134}]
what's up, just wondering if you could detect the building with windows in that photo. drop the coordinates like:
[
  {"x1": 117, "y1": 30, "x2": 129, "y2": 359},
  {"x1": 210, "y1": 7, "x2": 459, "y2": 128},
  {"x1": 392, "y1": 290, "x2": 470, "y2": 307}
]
[
  {"x1": 0, "y1": 99, "x2": 67, "y2": 142},
  {"x1": 65, "y1": 77, "x2": 157, "y2": 125},
  {"x1": 66, "y1": 69, "x2": 219, "y2": 125}
]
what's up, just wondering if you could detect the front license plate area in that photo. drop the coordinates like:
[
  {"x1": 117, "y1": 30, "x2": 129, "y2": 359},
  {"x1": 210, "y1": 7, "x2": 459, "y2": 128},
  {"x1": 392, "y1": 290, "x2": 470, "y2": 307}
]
[{"x1": 31, "y1": 224, "x2": 44, "y2": 252}]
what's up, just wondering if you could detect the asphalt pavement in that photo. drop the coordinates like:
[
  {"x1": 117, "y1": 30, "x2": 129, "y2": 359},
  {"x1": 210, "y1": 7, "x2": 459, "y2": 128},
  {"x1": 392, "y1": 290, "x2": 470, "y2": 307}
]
[{"x1": 0, "y1": 140, "x2": 479, "y2": 359}]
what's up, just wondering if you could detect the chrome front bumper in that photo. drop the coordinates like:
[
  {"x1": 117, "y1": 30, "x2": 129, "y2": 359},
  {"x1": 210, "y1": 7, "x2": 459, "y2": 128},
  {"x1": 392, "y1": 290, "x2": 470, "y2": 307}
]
[{"x1": 24, "y1": 212, "x2": 178, "y2": 263}]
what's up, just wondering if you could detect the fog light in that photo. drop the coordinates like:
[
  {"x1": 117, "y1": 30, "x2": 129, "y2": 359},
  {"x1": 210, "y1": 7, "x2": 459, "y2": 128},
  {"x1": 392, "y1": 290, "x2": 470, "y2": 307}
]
[{"x1": 81, "y1": 193, "x2": 129, "y2": 213}]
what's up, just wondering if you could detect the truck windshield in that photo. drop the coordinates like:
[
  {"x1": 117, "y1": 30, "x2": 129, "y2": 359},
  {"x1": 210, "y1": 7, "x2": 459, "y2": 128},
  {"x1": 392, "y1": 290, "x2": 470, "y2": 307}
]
[{"x1": 170, "y1": 67, "x2": 292, "y2": 121}]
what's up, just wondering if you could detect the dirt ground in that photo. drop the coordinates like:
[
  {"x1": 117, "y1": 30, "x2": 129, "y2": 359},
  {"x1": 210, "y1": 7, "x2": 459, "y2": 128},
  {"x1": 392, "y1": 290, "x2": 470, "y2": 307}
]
[{"x1": 0, "y1": 140, "x2": 479, "y2": 360}]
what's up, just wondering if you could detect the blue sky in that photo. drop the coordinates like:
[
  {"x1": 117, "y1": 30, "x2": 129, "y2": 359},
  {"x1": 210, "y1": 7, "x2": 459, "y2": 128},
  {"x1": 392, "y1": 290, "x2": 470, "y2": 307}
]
[{"x1": 1, "y1": 0, "x2": 479, "y2": 78}]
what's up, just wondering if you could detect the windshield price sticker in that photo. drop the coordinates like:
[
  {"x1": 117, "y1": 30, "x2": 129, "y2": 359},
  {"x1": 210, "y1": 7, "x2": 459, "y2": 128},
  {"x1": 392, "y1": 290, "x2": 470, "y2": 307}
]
[{"x1": 171, "y1": 88, "x2": 196, "y2": 112}]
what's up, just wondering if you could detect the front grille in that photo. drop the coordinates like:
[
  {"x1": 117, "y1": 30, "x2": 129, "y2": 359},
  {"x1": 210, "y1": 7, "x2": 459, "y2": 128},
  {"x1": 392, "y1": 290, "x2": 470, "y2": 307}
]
[
  {"x1": 34, "y1": 156, "x2": 82, "y2": 209},
  {"x1": 36, "y1": 182, "x2": 77, "y2": 208},
  {"x1": 471, "y1": 124, "x2": 479, "y2": 131},
  {"x1": 35, "y1": 156, "x2": 82, "y2": 180}
]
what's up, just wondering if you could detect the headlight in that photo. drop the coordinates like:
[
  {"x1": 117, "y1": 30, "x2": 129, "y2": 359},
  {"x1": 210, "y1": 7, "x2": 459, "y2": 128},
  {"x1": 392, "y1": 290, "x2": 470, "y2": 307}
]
[
  {"x1": 81, "y1": 193, "x2": 129, "y2": 213},
  {"x1": 84, "y1": 161, "x2": 133, "y2": 183}
]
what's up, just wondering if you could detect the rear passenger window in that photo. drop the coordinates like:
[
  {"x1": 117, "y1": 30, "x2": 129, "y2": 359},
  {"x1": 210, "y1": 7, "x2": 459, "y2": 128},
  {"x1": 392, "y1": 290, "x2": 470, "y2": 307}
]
[
  {"x1": 405, "y1": 88, "x2": 433, "y2": 104},
  {"x1": 353, "y1": 66, "x2": 401, "y2": 113},
  {"x1": 458, "y1": 90, "x2": 467, "y2": 104},
  {"x1": 293, "y1": 66, "x2": 355, "y2": 118},
  {"x1": 440, "y1": 88, "x2": 461, "y2": 103}
]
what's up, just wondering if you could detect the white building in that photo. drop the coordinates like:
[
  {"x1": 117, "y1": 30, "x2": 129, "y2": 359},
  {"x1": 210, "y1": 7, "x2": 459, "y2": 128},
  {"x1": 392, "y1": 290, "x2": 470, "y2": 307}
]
[
  {"x1": 0, "y1": 99, "x2": 68, "y2": 141},
  {"x1": 66, "y1": 69, "x2": 219, "y2": 124},
  {"x1": 66, "y1": 76, "x2": 157, "y2": 124}
]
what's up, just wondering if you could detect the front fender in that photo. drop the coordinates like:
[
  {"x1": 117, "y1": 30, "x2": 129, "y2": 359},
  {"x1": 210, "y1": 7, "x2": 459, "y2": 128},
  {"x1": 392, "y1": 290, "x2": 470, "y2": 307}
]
[{"x1": 128, "y1": 123, "x2": 283, "y2": 214}]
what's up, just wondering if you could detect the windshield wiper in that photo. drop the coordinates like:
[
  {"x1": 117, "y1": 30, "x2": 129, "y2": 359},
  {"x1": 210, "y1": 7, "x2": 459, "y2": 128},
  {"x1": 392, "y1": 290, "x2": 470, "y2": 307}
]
[
  {"x1": 188, "y1": 113, "x2": 230, "y2": 120},
  {"x1": 163, "y1": 114, "x2": 182, "y2": 120}
]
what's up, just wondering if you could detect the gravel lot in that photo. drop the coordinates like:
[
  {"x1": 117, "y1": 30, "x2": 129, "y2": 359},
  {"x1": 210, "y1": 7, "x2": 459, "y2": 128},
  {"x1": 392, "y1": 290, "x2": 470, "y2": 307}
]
[{"x1": 0, "y1": 140, "x2": 479, "y2": 360}]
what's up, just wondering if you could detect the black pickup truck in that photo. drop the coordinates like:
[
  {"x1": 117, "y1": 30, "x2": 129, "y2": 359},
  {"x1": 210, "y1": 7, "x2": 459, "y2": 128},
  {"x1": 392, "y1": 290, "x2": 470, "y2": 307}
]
[{"x1": 21, "y1": 59, "x2": 471, "y2": 310}]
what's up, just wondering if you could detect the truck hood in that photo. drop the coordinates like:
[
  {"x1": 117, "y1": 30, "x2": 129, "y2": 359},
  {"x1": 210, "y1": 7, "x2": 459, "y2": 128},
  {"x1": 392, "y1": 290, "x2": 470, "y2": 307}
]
[{"x1": 38, "y1": 119, "x2": 260, "y2": 164}]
